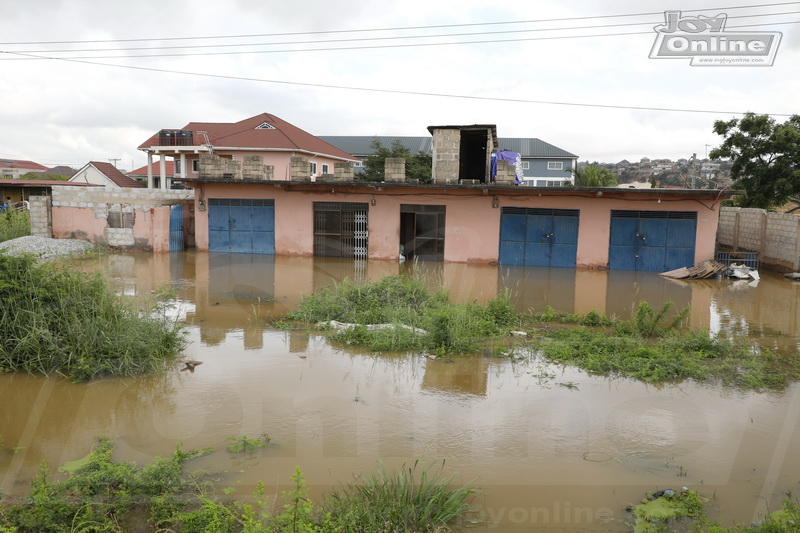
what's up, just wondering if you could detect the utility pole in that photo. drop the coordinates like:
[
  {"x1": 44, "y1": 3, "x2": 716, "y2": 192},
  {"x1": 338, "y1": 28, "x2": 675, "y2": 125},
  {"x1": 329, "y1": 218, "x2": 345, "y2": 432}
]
[
  {"x1": 705, "y1": 144, "x2": 711, "y2": 159},
  {"x1": 108, "y1": 158, "x2": 121, "y2": 168},
  {"x1": 690, "y1": 153, "x2": 697, "y2": 189}
]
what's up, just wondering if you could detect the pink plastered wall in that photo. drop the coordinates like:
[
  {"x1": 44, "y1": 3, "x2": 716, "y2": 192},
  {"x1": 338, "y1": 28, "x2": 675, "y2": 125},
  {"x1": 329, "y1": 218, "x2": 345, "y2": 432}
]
[{"x1": 191, "y1": 183, "x2": 721, "y2": 267}]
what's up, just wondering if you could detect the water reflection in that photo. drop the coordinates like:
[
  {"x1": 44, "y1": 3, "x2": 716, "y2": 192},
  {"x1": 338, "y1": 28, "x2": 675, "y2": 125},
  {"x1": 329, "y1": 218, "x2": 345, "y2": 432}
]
[{"x1": 2, "y1": 252, "x2": 800, "y2": 532}]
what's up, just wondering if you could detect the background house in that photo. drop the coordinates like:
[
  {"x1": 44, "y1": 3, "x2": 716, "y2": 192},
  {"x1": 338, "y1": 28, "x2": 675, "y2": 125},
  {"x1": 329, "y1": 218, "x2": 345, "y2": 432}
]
[
  {"x1": 319, "y1": 134, "x2": 578, "y2": 186},
  {"x1": 70, "y1": 162, "x2": 145, "y2": 188},
  {"x1": 137, "y1": 113, "x2": 358, "y2": 189},
  {"x1": 0, "y1": 158, "x2": 49, "y2": 179}
]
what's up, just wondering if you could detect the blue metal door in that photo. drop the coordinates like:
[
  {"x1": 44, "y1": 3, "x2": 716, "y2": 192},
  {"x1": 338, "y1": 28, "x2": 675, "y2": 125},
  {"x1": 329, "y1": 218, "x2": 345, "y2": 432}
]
[
  {"x1": 499, "y1": 208, "x2": 579, "y2": 267},
  {"x1": 169, "y1": 205, "x2": 184, "y2": 252},
  {"x1": 608, "y1": 211, "x2": 696, "y2": 271},
  {"x1": 208, "y1": 199, "x2": 275, "y2": 254}
]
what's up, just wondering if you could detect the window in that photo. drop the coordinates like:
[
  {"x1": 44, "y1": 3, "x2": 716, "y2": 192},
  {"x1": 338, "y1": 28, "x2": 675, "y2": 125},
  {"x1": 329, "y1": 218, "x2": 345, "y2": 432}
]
[
  {"x1": 547, "y1": 161, "x2": 563, "y2": 171},
  {"x1": 521, "y1": 161, "x2": 530, "y2": 170},
  {"x1": 192, "y1": 160, "x2": 200, "y2": 172},
  {"x1": 322, "y1": 163, "x2": 329, "y2": 175},
  {"x1": 354, "y1": 161, "x2": 364, "y2": 167},
  {"x1": 175, "y1": 160, "x2": 181, "y2": 174},
  {"x1": 309, "y1": 162, "x2": 317, "y2": 175}
]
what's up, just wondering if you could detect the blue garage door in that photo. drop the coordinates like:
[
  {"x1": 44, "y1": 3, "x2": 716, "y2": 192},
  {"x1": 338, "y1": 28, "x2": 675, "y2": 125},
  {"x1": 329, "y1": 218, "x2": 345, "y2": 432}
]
[
  {"x1": 498, "y1": 208, "x2": 580, "y2": 267},
  {"x1": 208, "y1": 198, "x2": 275, "y2": 254},
  {"x1": 608, "y1": 210, "x2": 696, "y2": 271}
]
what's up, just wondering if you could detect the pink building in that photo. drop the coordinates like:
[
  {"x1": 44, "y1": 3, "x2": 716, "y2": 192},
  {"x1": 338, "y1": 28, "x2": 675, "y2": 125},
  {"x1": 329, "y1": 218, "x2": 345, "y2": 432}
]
[
  {"x1": 137, "y1": 113, "x2": 357, "y2": 189},
  {"x1": 138, "y1": 117, "x2": 732, "y2": 271}
]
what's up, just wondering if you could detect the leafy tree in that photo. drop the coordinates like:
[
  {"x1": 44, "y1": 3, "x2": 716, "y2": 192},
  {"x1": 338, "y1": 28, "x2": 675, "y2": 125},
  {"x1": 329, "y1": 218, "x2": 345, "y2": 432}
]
[
  {"x1": 361, "y1": 139, "x2": 432, "y2": 183},
  {"x1": 567, "y1": 164, "x2": 618, "y2": 187},
  {"x1": 19, "y1": 172, "x2": 70, "y2": 180},
  {"x1": 710, "y1": 112, "x2": 800, "y2": 209}
]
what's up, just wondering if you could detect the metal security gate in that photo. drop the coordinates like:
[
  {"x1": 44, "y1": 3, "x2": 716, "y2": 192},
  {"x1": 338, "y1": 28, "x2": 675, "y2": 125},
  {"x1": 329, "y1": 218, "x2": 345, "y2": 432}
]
[
  {"x1": 608, "y1": 210, "x2": 697, "y2": 271},
  {"x1": 208, "y1": 198, "x2": 275, "y2": 254},
  {"x1": 498, "y1": 208, "x2": 580, "y2": 267},
  {"x1": 313, "y1": 202, "x2": 369, "y2": 258},
  {"x1": 169, "y1": 205, "x2": 184, "y2": 251}
]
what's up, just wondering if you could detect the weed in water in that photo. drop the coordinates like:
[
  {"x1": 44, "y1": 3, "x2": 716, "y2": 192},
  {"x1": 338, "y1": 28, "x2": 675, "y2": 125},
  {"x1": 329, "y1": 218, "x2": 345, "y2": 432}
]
[{"x1": 225, "y1": 434, "x2": 273, "y2": 454}]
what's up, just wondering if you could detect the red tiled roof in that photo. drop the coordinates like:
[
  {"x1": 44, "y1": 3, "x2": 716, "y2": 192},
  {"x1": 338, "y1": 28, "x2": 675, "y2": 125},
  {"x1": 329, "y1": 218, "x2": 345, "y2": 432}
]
[
  {"x1": 129, "y1": 161, "x2": 175, "y2": 177},
  {"x1": 138, "y1": 113, "x2": 356, "y2": 161},
  {"x1": 72, "y1": 162, "x2": 145, "y2": 188},
  {"x1": 0, "y1": 179, "x2": 99, "y2": 187},
  {"x1": 0, "y1": 159, "x2": 49, "y2": 171}
]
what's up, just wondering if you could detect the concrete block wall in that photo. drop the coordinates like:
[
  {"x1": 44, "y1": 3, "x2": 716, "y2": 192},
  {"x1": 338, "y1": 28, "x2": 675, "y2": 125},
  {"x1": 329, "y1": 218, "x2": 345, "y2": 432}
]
[
  {"x1": 43, "y1": 186, "x2": 193, "y2": 250},
  {"x1": 494, "y1": 160, "x2": 517, "y2": 184},
  {"x1": 718, "y1": 206, "x2": 800, "y2": 270},
  {"x1": 334, "y1": 162, "x2": 355, "y2": 181},
  {"x1": 199, "y1": 153, "x2": 241, "y2": 179},
  {"x1": 431, "y1": 128, "x2": 460, "y2": 183},
  {"x1": 242, "y1": 155, "x2": 274, "y2": 181},
  {"x1": 291, "y1": 157, "x2": 311, "y2": 181},
  {"x1": 384, "y1": 157, "x2": 406, "y2": 182},
  {"x1": 29, "y1": 196, "x2": 52, "y2": 237},
  {"x1": 50, "y1": 186, "x2": 192, "y2": 210}
]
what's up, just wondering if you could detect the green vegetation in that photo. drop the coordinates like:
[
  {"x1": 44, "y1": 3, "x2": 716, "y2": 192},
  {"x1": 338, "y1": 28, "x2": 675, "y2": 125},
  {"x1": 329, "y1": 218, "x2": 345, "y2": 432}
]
[
  {"x1": 567, "y1": 163, "x2": 618, "y2": 187},
  {"x1": 286, "y1": 276, "x2": 517, "y2": 354},
  {"x1": 225, "y1": 434, "x2": 273, "y2": 455},
  {"x1": 322, "y1": 460, "x2": 477, "y2": 532},
  {"x1": 529, "y1": 303, "x2": 798, "y2": 389},
  {"x1": 287, "y1": 277, "x2": 797, "y2": 389},
  {"x1": 360, "y1": 139, "x2": 433, "y2": 183},
  {"x1": 710, "y1": 112, "x2": 800, "y2": 209},
  {"x1": 0, "y1": 253, "x2": 186, "y2": 382},
  {"x1": 0, "y1": 209, "x2": 30, "y2": 242},
  {"x1": 628, "y1": 490, "x2": 800, "y2": 533},
  {"x1": 0, "y1": 438, "x2": 475, "y2": 532}
]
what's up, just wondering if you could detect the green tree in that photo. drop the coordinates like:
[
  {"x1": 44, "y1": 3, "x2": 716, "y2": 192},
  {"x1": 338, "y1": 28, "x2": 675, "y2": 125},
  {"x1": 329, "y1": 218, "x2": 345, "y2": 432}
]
[
  {"x1": 567, "y1": 164, "x2": 617, "y2": 187},
  {"x1": 361, "y1": 139, "x2": 432, "y2": 183},
  {"x1": 19, "y1": 172, "x2": 70, "y2": 180},
  {"x1": 710, "y1": 112, "x2": 800, "y2": 209}
]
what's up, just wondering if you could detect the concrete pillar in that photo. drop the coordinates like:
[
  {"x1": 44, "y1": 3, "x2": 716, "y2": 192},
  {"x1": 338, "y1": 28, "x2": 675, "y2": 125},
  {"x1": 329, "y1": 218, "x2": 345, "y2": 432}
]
[
  {"x1": 147, "y1": 153, "x2": 153, "y2": 189},
  {"x1": 180, "y1": 153, "x2": 187, "y2": 180},
  {"x1": 159, "y1": 153, "x2": 167, "y2": 190}
]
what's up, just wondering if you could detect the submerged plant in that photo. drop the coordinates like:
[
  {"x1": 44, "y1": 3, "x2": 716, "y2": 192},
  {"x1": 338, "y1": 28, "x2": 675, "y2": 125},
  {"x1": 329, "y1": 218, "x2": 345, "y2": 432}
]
[
  {"x1": 225, "y1": 434, "x2": 273, "y2": 454},
  {"x1": 286, "y1": 276, "x2": 519, "y2": 355}
]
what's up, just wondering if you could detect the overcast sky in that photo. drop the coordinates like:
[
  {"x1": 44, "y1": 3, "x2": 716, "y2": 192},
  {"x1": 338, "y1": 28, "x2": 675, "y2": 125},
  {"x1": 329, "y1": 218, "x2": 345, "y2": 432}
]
[{"x1": 1, "y1": 0, "x2": 798, "y2": 171}]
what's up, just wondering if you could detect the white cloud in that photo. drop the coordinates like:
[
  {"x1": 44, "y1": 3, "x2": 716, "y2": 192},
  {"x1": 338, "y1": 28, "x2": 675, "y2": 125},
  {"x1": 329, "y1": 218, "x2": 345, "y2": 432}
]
[{"x1": 0, "y1": 0, "x2": 797, "y2": 169}]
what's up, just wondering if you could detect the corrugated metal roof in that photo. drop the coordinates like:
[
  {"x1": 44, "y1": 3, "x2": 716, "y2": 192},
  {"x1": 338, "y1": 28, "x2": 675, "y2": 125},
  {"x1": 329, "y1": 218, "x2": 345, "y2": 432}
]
[
  {"x1": 317, "y1": 136, "x2": 432, "y2": 156},
  {"x1": 319, "y1": 136, "x2": 577, "y2": 159}
]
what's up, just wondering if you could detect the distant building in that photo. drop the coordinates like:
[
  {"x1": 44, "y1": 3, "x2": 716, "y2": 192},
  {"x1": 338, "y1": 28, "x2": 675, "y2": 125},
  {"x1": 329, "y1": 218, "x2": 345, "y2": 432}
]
[
  {"x1": 70, "y1": 162, "x2": 145, "y2": 188},
  {"x1": 0, "y1": 158, "x2": 48, "y2": 178},
  {"x1": 320, "y1": 134, "x2": 578, "y2": 187}
]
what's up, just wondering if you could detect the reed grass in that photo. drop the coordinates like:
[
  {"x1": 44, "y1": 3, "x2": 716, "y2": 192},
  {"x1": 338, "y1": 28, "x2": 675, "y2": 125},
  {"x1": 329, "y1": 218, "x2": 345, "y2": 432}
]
[
  {"x1": 0, "y1": 252, "x2": 186, "y2": 382},
  {"x1": 0, "y1": 209, "x2": 30, "y2": 242},
  {"x1": 322, "y1": 460, "x2": 477, "y2": 532}
]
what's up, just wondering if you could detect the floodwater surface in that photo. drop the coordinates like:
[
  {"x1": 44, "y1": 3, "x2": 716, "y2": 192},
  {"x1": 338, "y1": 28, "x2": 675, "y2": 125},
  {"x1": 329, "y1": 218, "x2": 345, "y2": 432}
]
[{"x1": 2, "y1": 252, "x2": 800, "y2": 532}]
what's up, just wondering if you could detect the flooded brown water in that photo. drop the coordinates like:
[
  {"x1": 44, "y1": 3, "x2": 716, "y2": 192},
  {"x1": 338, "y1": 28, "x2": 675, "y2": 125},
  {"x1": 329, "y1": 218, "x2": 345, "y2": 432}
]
[{"x1": 2, "y1": 252, "x2": 800, "y2": 532}]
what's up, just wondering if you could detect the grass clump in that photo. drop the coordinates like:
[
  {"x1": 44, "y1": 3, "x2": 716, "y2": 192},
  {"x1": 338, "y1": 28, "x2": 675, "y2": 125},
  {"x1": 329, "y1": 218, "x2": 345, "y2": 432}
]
[
  {"x1": 322, "y1": 460, "x2": 477, "y2": 532},
  {"x1": 0, "y1": 209, "x2": 30, "y2": 243},
  {"x1": 0, "y1": 253, "x2": 186, "y2": 382},
  {"x1": 0, "y1": 437, "x2": 213, "y2": 532},
  {"x1": 0, "y1": 442, "x2": 476, "y2": 533},
  {"x1": 529, "y1": 303, "x2": 799, "y2": 389},
  {"x1": 286, "y1": 276, "x2": 517, "y2": 354}
]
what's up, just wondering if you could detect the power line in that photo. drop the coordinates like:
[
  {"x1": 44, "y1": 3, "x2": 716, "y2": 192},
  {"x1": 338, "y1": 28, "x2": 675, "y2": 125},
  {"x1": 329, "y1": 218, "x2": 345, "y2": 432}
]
[
  {"x1": 2, "y1": 18, "x2": 796, "y2": 61},
  {"x1": 0, "y1": 1, "x2": 797, "y2": 46},
  {"x1": 4, "y1": 10, "x2": 796, "y2": 56},
  {"x1": 5, "y1": 51, "x2": 793, "y2": 118}
]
